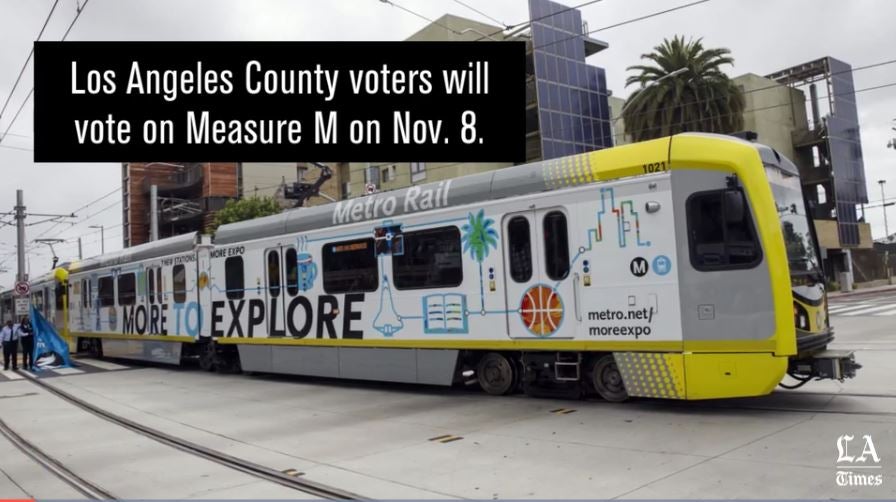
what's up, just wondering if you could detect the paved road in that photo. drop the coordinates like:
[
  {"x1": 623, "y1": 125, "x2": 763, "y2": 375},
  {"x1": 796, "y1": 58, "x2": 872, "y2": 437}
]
[
  {"x1": 0, "y1": 298, "x2": 892, "y2": 499},
  {"x1": 829, "y1": 289, "x2": 896, "y2": 317}
]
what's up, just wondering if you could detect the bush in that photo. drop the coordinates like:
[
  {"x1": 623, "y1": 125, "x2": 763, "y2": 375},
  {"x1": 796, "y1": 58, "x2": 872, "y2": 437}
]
[{"x1": 210, "y1": 196, "x2": 281, "y2": 232}]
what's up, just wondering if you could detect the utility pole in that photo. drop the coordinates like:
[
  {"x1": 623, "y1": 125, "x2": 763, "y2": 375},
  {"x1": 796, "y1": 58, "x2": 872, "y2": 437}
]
[
  {"x1": 880, "y1": 180, "x2": 890, "y2": 239},
  {"x1": 11, "y1": 190, "x2": 77, "y2": 287},
  {"x1": 15, "y1": 190, "x2": 25, "y2": 283},
  {"x1": 150, "y1": 184, "x2": 159, "y2": 242},
  {"x1": 89, "y1": 225, "x2": 104, "y2": 254},
  {"x1": 78, "y1": 238, "x2": 82, "y2": 260}
]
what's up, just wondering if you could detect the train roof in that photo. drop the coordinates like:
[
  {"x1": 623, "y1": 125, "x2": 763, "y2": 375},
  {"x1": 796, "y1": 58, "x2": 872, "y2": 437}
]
[
  {"x1": 215, "y1": 135, "x2": 681, "y2": 244},
  {"x1": 68, "y1": 231, "x2": 198, "y2": 274}
]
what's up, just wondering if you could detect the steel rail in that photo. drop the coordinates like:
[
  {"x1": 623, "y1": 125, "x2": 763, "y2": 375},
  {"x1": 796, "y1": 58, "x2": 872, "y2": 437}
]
[
  {"x1": 0, "y1": 416, "x2": 116, "y2": 499},
  {"x1": 22, "y1": 374, "x2": 363, "y2": 500}
]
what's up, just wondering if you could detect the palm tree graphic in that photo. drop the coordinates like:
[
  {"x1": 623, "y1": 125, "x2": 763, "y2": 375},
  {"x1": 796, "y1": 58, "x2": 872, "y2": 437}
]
[{"x1": 461, "y1": 209, "x2": 498, "y2": 309}]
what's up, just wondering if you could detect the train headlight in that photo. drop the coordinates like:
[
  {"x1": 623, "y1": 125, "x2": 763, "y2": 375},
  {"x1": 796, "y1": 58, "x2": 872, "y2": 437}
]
[{"x1": 794, "y1": 302, "x2": 810, "y2": 330}]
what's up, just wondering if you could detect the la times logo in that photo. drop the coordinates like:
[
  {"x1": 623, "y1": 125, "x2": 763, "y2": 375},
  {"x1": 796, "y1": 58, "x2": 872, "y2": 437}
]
[{"x1": 836, "y1": 434, "x2": 883, "y2": 487}]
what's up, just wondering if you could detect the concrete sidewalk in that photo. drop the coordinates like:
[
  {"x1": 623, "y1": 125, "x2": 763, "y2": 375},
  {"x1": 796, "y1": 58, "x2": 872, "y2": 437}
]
[{"x1": 828, "y1": 282, "x2": 896, "y2": 298}]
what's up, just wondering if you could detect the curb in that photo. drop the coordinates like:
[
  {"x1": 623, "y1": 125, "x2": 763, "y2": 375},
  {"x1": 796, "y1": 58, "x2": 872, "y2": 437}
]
[{"x1": 828, "y1": 285, "x2": 896, "y2": 299}]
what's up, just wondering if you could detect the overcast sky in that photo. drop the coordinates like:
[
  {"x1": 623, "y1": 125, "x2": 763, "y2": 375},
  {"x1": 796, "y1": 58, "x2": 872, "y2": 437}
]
[{"x1": 0, "y1": 0, "x2": 894, "y2": 286}]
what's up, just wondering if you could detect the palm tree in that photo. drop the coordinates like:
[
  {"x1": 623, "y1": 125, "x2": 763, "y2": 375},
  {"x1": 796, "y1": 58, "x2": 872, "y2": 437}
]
[{"x1": 622, "y1": 36, "x2": 745, "y2": 142}]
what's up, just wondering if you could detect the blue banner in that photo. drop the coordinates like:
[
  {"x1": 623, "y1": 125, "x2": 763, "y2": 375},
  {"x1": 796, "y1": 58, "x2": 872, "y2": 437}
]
[{"x1": 29, "y1": 304, "x2": 73, "y2": 371}]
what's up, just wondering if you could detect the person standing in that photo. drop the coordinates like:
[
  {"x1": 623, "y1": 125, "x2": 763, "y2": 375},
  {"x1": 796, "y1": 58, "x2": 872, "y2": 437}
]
[
  {"x1": 18, "y1": 316, "x2": 33, "y2": 370},
  {"x1": 1, "y1": 320, "x2": 19, "y2": 370}
]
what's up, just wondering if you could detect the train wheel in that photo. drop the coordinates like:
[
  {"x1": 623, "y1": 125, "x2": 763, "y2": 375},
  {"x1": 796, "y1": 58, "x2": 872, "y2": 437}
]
[
  {"x1": 477, "y1": 352, "x2": 516, "y2": 396},
  {"x1": 198, "y1": 342, "x2": 216, "y2": 372},
  {"x1": 590, "y1": 354, "x2": 628, "y2": 402}
]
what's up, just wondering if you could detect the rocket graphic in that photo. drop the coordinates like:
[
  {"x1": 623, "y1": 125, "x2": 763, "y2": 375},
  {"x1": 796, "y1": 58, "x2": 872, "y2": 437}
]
[{"x1": 373, "y1": 277, "x2": 404, "y2": 337}]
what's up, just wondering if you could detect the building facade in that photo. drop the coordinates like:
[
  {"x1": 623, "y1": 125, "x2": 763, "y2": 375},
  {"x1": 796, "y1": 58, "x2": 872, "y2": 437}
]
[
  {"x1": 346, "y1": 0, "x2": 613, "y2": 197},
  {"x1": 122, "y1": 162, "x2": 342, "y2": 247},
  {"x1": 121, "y1": 162, "x2": 238, "y2": 248}
]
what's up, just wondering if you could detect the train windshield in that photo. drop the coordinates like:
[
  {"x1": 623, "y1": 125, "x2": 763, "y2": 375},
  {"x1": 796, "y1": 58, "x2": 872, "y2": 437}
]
[{"x1": 765, "y1": 165, "x2": 822, "y2": 277}]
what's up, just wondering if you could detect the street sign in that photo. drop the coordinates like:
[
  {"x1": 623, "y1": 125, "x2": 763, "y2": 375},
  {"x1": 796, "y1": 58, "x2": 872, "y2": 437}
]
[
  {"x1": 14, "y1": 281, "x2": 30, "y2": 296},
  {"x1": 14, "y1": 298, "x2": 29, "y2": 316}
]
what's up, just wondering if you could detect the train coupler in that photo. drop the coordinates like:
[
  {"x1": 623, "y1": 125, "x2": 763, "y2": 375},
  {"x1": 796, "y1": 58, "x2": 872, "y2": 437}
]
[{"x1": 788, "y1": 349, "x2": 861, "y2": 382}]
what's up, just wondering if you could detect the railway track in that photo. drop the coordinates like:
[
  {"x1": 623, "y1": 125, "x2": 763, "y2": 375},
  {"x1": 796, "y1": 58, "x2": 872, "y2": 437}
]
[
  {"x1": 0, "y1": 416, "x2": 116, "y2": 499},
  {"x1": 12, "y1": 373, "x2": 362, "y2": 500}
]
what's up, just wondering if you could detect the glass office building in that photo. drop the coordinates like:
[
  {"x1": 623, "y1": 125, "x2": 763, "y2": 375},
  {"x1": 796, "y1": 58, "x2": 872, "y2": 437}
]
[{"x1": 529, "y1": 0, "x2": 612, "y2": 160}]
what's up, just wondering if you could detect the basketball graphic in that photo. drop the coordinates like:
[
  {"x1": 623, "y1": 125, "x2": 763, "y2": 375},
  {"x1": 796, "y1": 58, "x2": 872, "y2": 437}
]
[{"x1": 519, "y1": 285, "x2": 563, "y2": 336}]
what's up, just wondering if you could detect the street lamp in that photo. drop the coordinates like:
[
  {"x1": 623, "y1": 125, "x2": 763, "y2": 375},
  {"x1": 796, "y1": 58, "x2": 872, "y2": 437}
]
[{"x1": 89, "y1": 225, "x2": 105, "y2": 254}]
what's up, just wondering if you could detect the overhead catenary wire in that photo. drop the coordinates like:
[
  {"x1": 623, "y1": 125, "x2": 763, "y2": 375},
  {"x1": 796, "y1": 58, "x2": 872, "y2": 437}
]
[
  {"x1": 0, "y1": 0, "x2": 59, "y2": 124},
  {"x1": 0, "y1": 0, "x2": 90, "y2": 145},
  {"x1": 451, "y1": 0, "x2": 508, "y2": 28},
  {"x1": 474, "y1": 0, "x2": 607, "y2": 41},
  {"x1": 33, "y1": 186, "x2": 122, "y2": 240},
  {"x1": 378, "y1": 0, "x2": 463, "y2": 36}
]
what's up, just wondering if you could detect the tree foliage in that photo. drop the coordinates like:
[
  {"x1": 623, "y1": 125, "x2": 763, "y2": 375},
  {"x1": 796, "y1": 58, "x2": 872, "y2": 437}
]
[
  {"x1": 210, "y1": 196, "x2": 282, "y2": 232},
  {"x1": 623, "y1": 36, "x2": 745, "y2": 142}
]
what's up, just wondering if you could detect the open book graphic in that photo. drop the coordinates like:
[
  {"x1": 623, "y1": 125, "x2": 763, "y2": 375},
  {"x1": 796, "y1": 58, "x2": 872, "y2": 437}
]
[{"x1": 422, "y1": 293, "x2": 468, "y2": 334}]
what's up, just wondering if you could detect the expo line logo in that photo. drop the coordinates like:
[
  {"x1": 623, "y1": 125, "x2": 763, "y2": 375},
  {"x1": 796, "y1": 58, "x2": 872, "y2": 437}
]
[{"x1": 836, "y1": 434, "x2": 883, "y2": 487}]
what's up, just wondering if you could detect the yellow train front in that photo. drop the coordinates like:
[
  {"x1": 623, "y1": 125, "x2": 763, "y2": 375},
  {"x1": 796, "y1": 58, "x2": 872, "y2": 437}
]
[{"x1": 3, "y1": 133, "x2": 860, "y2": 402}]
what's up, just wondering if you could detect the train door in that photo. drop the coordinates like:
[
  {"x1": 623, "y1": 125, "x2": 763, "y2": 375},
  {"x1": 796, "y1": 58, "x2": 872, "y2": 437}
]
[
  {"x1": 503, "y1": 211, "x2": 539, "y2": 338},
  {"x1": 502, "y1": 208, "x2": 575, "y2": 339},
  {"x1": 264, "y1": 245, "x2": 297, "y2": 338},
  {"x1": 195, "y1": 245, "x2": 212, "y2": 340},
  {"x1": 170, "y1": 261, "x2": 200, "y2": 337}
]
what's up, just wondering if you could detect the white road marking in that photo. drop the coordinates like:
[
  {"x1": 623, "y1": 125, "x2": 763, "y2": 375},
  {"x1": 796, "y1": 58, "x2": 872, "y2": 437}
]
[
  {"x1": 871, "y1": 306, "x2": 896, "y2": 316},
  {"x1": 829, "y1": 303, "x2": 879, "y2": 313},
  {"x1": 49, "y1": 367, "x2": 84, "y2": 375},
  {"x1": 75, "y1": 358, "x2": 129, "y2": 371},
  {"x1": 839, "y1": 304, "x2": 896, "y2": 316},
  {"x1": 1, "y1": 370, "x2": 24, "y2": 380}
]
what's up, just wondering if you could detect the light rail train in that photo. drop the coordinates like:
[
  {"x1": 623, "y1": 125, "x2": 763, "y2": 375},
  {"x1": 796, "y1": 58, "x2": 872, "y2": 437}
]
[{"x1": 1, "y1": 133, "x2": 860, "y2": 400}]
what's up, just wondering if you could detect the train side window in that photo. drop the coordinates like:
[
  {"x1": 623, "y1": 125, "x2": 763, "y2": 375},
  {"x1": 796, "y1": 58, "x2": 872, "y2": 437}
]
[
  {"x1": 267, "y1": 250, "x2": 281, "y2": 298},
  {"x1": 225, "y1": 256, "x2": 245, "y2": 300},
  {"x1": 393, "y1": 226, "x2": 463, "y2": 290},
  {"x1": 32, "y1": 290, "x2": 44, "y2": 313},
  {"x1": 148, "y1": 268, "x2": 155, "y2": 304},
  {"x1": 543, "y1": 211, "x2": 570, "y2": 280},
  {"x1": 118, "y1": 273, "x2": 136, "y2": 305},
  {"x1": 172, "y1": 265, "x2": 187, "y2": 303},
  {"x1": 98, "y1": 276, "x2": 114, "y2": 307},
  {"x1": 156, "y1": 268, "x2": 162, "y2": 302},
  {"x1": 285, "y1": 248, "x2": 298, "y2": 296},
  {"x1": 508, "y1": 216, "x2": 533, "y2": 282},
  {"x1": 687, "y1": 189, "x2": 762, "y2": 270},
  {"x1": 322, "y1": 238, "x2": 378, "y2": 294}
]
